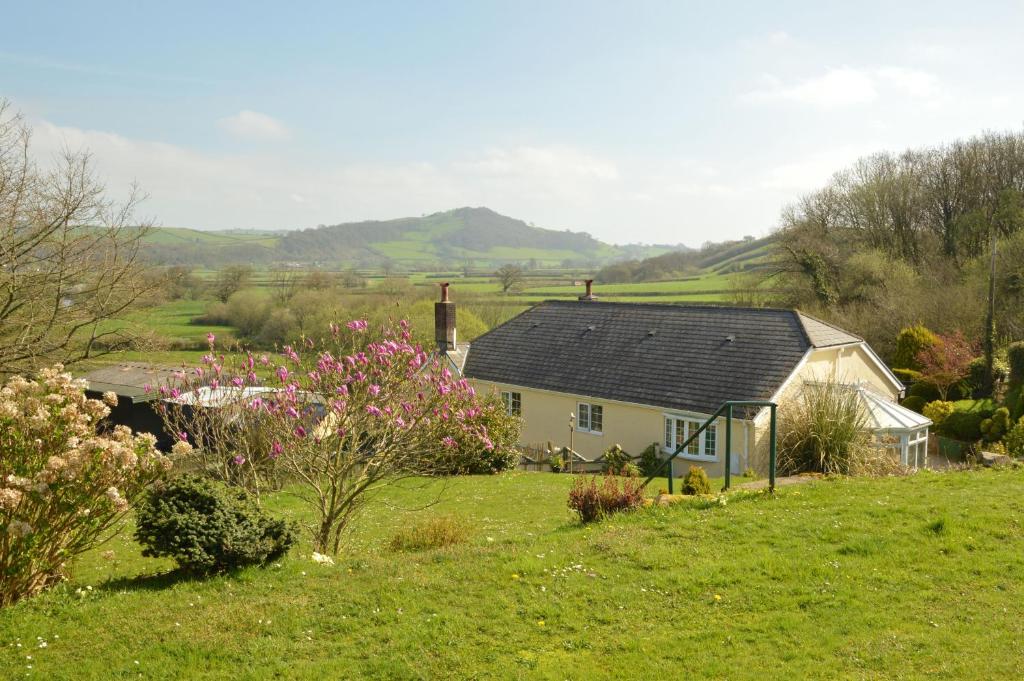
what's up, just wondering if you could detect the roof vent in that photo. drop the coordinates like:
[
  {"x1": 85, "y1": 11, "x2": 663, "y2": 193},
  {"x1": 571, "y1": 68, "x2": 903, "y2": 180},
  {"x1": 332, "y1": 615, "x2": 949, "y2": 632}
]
[
  {"x1": 586, "y1": 324, "x2": 596, "y2": 332},
  {"x1": 647, "y1": 330, "x2": 656, "y2": 337},
  {"x1": 725, "y1": 334, "x2": 736, "y2": 342}
]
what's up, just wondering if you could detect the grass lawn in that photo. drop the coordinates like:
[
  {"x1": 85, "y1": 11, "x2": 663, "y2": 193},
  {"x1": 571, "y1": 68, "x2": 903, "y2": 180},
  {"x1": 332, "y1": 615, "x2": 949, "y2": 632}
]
[{"x1": 2, "y1": 469, "x2": 1023, "y2": 679}]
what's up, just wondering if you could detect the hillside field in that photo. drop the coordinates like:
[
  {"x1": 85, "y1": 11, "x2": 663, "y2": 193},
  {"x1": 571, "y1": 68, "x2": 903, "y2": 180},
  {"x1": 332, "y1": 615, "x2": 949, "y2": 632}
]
[{"x1": 1, "y1": 469, "x2": 1021, "y2": 679}]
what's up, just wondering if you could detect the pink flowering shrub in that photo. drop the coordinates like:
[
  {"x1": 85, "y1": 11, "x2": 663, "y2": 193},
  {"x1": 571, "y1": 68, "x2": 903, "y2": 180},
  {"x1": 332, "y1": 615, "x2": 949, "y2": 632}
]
[
  {"x1": 160, "y1": 321, "x2": 520, "y2": 554},
  {"x1": 0, "y1": 367, "x2": 171, "y2": 606}
]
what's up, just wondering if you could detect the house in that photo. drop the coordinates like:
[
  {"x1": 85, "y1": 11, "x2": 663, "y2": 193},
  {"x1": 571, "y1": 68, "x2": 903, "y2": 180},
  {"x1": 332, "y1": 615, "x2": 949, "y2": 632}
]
[{"x1": 442, "y1": 282, "x2": 929, "y2": 476}]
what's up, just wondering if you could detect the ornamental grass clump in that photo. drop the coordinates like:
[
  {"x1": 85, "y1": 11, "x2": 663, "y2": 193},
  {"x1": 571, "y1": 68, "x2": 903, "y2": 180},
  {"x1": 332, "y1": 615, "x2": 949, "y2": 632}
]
[
  {"x1": 160, "y1": 322, "x2": 520, "y2": 555},
  {"x1": 567, "y1": 473, "x2": 645, "y2": 523},
  {"x1": 388, "y1": 515, "x2": 470, "y2": 552},
  {"x1": 777, "y1": 381, "x2": 893, "y2": 476},
  {"x1": 0, "y1": 366, "x2": 171, "y2": 606}
]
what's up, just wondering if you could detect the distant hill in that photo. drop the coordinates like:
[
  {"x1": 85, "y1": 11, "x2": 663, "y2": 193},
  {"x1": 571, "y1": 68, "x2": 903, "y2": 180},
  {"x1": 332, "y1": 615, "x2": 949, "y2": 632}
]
[
  {"x1": 141, "y1": 207, "x2": 688, "y2": 268},
  {"x1": 595, "y1": 233, "x2": 777, "y2": 283}
]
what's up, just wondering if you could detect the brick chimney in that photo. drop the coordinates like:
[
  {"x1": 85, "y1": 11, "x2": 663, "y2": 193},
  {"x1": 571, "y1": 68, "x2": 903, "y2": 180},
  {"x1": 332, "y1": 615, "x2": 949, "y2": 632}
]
[
  {"x1": 435, "y1": 282, "x2": 457, "y2": 353},
  {"x1": 578, "y1": 279, "x2": 597, "y2": 301}
]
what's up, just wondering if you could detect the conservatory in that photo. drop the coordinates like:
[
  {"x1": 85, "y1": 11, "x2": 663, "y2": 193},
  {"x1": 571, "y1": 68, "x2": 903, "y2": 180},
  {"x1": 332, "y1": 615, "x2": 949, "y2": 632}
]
[{"x1": 855, "y1": 384, "x2": 932, "y2": 469}]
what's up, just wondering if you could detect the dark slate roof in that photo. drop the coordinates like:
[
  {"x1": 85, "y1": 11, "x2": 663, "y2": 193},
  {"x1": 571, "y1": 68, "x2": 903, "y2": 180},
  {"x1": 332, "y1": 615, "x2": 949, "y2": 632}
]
[{"x1": 463, "y1": 301, "x2": 859, "y2": 416}]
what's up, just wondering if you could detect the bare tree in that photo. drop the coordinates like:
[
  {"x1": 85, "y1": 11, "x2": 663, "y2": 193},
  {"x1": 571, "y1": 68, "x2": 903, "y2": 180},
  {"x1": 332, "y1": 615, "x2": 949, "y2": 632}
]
[
  {"x1": 211, "y1": 265, "x2": 253, "y2": 303},
  {"x1": 495, "y1": 264, "x2": 524, "y2": 293},
  {"x1": 0, "y1": 100, "x2": 156, "y2": 375}
]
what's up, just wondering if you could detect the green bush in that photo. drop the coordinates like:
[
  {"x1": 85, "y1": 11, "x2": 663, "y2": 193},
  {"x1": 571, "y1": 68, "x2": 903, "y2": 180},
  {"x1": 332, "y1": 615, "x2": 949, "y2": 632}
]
[
  {"x1": 980, "y1": 407, "x2": 1012, "y2": 442},
  {"x1": 1006, "y1": 385, "x2": 1024, "y2": 421},
  {"x1": 681, "y1": 465, "x2": 712, "y2": 495},
  {"x1": 549, "y1": 451, "x2": 565, "y2": 473},
  {"x1": 135, "y1": 476, "x2": 297, "y2": 574},
  {"x1": 901, "y1": 395, "x2": 926, "y2": 413},
  {"x1": 434, "y1": 393, "x2": 521, "y2": 475},
  {"x1": 1008, "y1": 341, "x2": 1024, "y2": 386},
  {"x1": 894, "y1": 325, "x2": 938, "y2": 370},
  {"x1": 1004, "y1": 416, "x2": 1024, "y2": 457},
  {"x1": 892, "y1": 368, "x2": 922, "y2": 385},
  {"x1": 940, "y1": 404, "x2": 996, "y2": 442},
  {"x1": 638, "y1": 442, "x2": 662, "y2": 477},
  {"x1": 907, "y1": 381, "x2": 941, "y2": 403},
  {"x1": 966, "y1": 356, "x2": 1009, "y2": 397},
  {"x1": 601, "y1": 444, "x2": 632, "y2": 474},
  {"x1": 922, "y1": 401, "x2": 955, "y2": 428},
  {"x1": 908, "y1": 379, "x2": 965, "y2": 403}
]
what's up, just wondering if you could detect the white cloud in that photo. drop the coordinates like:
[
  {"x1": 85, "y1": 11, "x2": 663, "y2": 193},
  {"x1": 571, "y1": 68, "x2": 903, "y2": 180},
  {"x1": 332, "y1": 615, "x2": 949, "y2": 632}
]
[
  {"x1": 760, "y1": 144, "x2": 876, "y2": 191},
  {"x1": 741, "y1": 67, "x2": 877, "y2": 109},
  {"x1": 218, "y1": 110, "x2": 290, "y2": 140},
  {"x1": 741, "y1": 66, "x2": 947, "y2": 111}
]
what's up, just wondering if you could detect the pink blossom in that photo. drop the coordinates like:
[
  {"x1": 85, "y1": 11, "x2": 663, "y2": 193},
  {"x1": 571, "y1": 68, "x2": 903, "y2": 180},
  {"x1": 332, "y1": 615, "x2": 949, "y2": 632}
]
[
  {"x1": 178, "y1": 431, "x2": 189, "y2": 442},
  {"x1": 276, "y1": 366, "x2": 290, "y2": 383},
  {"x1": 233, "y1": 455, "x2": 246, "y2": 465},
  {"x1": 441, "y1": 436, "x2": 457, "y2": 449},
  {"x1": 368, "y1": 384, "x2": 381, "y2": 396},
  {"x1": 206, "y1": 332, "x2": 216, "y2": 346},
  {"x1": 231, "y1": 377, "x2": 244, "y2": 387},
  {"x1": 270, "y1": 441, "x2": 283, "y2": 459},
  {"x1": 294, "y1": 426, "x2": 306, "y2": 438},
  {"x1": 330, "y1": 322, "x2": 340, "y2": 336},
  {"x1": 260, "y1": 355, "x2": 270, "y2": 366},
  {"x1": 285, "y1": 407, "x2": 299, "y2": 419},
  {"x1": 346, "y1": 320, "x2": 368, "y2": 332},
  {"x1": 395, "y1": 416, "x2": 406, "y2": 428},
  {"x1": 282, "y1": 346, "x2": 300, "y2": 363},
  {"x1": 366, "y1": 405, "x2": 383, "y2": 417},
  {"x1": 143, "y1": 383, "x2": 152, "y2": 394},
  {"x1": 336, "y1": 385, "x2": 348, "y2": 396}
]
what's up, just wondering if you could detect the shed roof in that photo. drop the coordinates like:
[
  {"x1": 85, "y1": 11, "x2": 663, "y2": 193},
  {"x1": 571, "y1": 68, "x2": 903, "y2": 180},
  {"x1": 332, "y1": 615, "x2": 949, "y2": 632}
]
[
  {"x1": 79, "y1": 363, "x2": 185, "y2": 403},
  {"x1": 463, "y1": 300, "x2": 858, "y2": 416}
]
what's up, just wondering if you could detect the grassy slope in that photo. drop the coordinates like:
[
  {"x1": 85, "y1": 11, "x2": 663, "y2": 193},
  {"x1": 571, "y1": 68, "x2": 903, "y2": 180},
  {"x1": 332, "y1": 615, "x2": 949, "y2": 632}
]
[{"x1": 2, "y1": 469, "x2": 1022, "y2": 679}]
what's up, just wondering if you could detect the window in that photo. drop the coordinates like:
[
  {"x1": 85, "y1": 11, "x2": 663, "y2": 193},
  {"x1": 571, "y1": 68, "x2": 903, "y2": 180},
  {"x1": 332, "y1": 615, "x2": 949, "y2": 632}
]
[
  {"x1": 576, "y1": 402, "x2": 603, "y2": 433},
  {"x1": 663, "y1": 415, "x2": 717, "y2": 460},
  {"x1": 500, "y1": 391, "x2": 521, "y2": 417}
]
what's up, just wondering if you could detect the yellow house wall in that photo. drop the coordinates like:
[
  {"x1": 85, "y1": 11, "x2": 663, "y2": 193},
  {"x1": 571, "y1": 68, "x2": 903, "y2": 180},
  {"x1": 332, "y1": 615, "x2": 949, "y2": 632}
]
[
  {"x1": 797, "y1": 344, "x2": 899, "y2": 399},
  {"x1": 471, "y1": 380, "x2": 752, "y2": 478}
]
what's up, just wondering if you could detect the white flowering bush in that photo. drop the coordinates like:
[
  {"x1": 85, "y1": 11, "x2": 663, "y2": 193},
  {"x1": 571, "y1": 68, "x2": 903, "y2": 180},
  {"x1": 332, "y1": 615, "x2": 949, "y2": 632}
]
[
  {"x1": 0, "y1": 366, "x2": 171, "y2": 606},
  {"x1": 161, "y1": 321, "x2": 519, "y2": 554}
]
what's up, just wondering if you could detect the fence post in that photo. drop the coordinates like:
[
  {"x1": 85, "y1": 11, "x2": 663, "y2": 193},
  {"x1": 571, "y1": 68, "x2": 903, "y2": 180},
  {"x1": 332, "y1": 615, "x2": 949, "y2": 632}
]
[
  {"x1": 769, "y1": 403, "x2": 777, "y2": 493},
  {"x1": 724, "y1": 405, "x2": 732, "y2": 491}
]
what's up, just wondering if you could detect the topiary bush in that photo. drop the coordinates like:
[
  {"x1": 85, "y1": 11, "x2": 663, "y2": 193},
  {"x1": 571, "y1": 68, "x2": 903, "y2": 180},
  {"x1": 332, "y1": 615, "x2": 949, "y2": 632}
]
[
  {"x1": 135, "y1": 475, "x2": 297, "y2": 574},
  {"x1": 980, "y1": 407, "x2": 1012, "y2": 442},
  {"x1": 922, "y1": 401, "x2": 955, "y2": 428},
  {"x1": 894, "y1": 325, "x2": 938, "y2": 370},
  {"x1": 681, "y1": 465, "x2": 712, "y2": 495},
  {"x1": 907, "y1": 380, "x2": 941, "y2": 403},
  {"x1": 901, "y1": 395, "x2": 926, "y2": 413},
  {"x1": 567, "y1": 473, "x2": 645, "y2": 523},
  {"x1": 940, "y1": 404, "x2": 995, "y2": 442}
]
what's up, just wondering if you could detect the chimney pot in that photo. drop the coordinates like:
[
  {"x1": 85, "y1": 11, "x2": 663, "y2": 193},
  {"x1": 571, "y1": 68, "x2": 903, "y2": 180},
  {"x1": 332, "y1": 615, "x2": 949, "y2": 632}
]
[
  {"x1": 579, "y1": 279, "x2": 597, "y2": 301},
  {"x1": 435, "y1": 283, "x2": 456, "y2": 353}
]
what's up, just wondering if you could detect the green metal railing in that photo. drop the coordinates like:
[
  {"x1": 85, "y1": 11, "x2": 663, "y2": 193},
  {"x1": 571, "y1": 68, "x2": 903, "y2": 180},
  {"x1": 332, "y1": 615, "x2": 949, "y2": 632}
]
[{"x1": 642, "y1": 400, "x2": 778, "y2": 494}]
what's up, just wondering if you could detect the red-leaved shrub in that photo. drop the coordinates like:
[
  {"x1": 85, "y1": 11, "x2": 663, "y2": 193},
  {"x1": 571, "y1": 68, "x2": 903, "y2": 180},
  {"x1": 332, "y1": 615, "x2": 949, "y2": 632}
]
[{"x1": 567, "y1": 473, "x2": 645, "y2": 523}]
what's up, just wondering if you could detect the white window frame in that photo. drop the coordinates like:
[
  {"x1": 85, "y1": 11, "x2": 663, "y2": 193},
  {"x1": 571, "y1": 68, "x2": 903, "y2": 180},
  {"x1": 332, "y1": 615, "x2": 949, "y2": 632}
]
[
  {"x1": 500, "y1": 391, "x2": 521, "y2": 417},
  {"x1": 663, "y1": 413, "x2": 718, "y2": 462},
  {"x1": 576, "y1": 402, "x2": 603, "y2": 434}
]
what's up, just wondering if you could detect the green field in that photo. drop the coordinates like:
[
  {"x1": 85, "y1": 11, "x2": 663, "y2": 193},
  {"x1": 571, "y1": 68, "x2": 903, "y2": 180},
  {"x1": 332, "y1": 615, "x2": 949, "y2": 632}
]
[{"x1": 2, "y1": 469, "x2": 1022, "y2": 679}]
